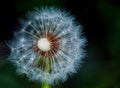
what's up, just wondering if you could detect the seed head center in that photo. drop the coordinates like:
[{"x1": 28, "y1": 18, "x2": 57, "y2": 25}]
[{"x1": 37, "y1": 38, "x2": 51, "y2": 51}]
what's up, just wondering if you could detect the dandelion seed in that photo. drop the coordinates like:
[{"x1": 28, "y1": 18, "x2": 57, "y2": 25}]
[{"x1": 8, "y1": 7, "x2": 86, "y2": 85}]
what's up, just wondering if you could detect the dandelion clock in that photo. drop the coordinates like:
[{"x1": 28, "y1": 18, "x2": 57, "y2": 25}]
[{"x1": 8, "y1": 7, "x2": 86, "y2": 88}]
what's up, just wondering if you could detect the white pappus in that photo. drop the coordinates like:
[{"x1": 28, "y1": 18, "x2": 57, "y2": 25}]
[{"x1": 8, "y1": 7, "x2": 87, "y2": 85}]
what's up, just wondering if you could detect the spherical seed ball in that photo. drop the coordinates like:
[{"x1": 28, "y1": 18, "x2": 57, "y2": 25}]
[{"x1": 8, "y1": 7, "x2": 87, "y2": 85}]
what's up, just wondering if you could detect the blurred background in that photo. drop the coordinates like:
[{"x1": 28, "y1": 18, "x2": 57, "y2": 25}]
[{"x1": 0, "y1": 0, "x2": 120, "y2": 88}]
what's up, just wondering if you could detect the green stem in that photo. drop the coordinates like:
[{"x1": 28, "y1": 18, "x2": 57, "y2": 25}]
[{"x1": 42, "y1": 81, "x2": 51, "y2": 88}]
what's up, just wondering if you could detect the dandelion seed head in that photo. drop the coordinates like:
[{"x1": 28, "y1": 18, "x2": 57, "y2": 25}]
[{"x1": 8, "y1": 7, "x2": 87, "y2": 85}]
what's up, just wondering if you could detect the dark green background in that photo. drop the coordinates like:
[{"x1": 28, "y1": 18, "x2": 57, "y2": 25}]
[{"x1": 0, "y1": 0, "x2": 120, "y2": 88}]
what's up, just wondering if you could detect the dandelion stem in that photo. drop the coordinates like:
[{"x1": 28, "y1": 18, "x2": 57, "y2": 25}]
[{"x1": 42, "y1": 81, "x2": 51, "y2": 88}]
